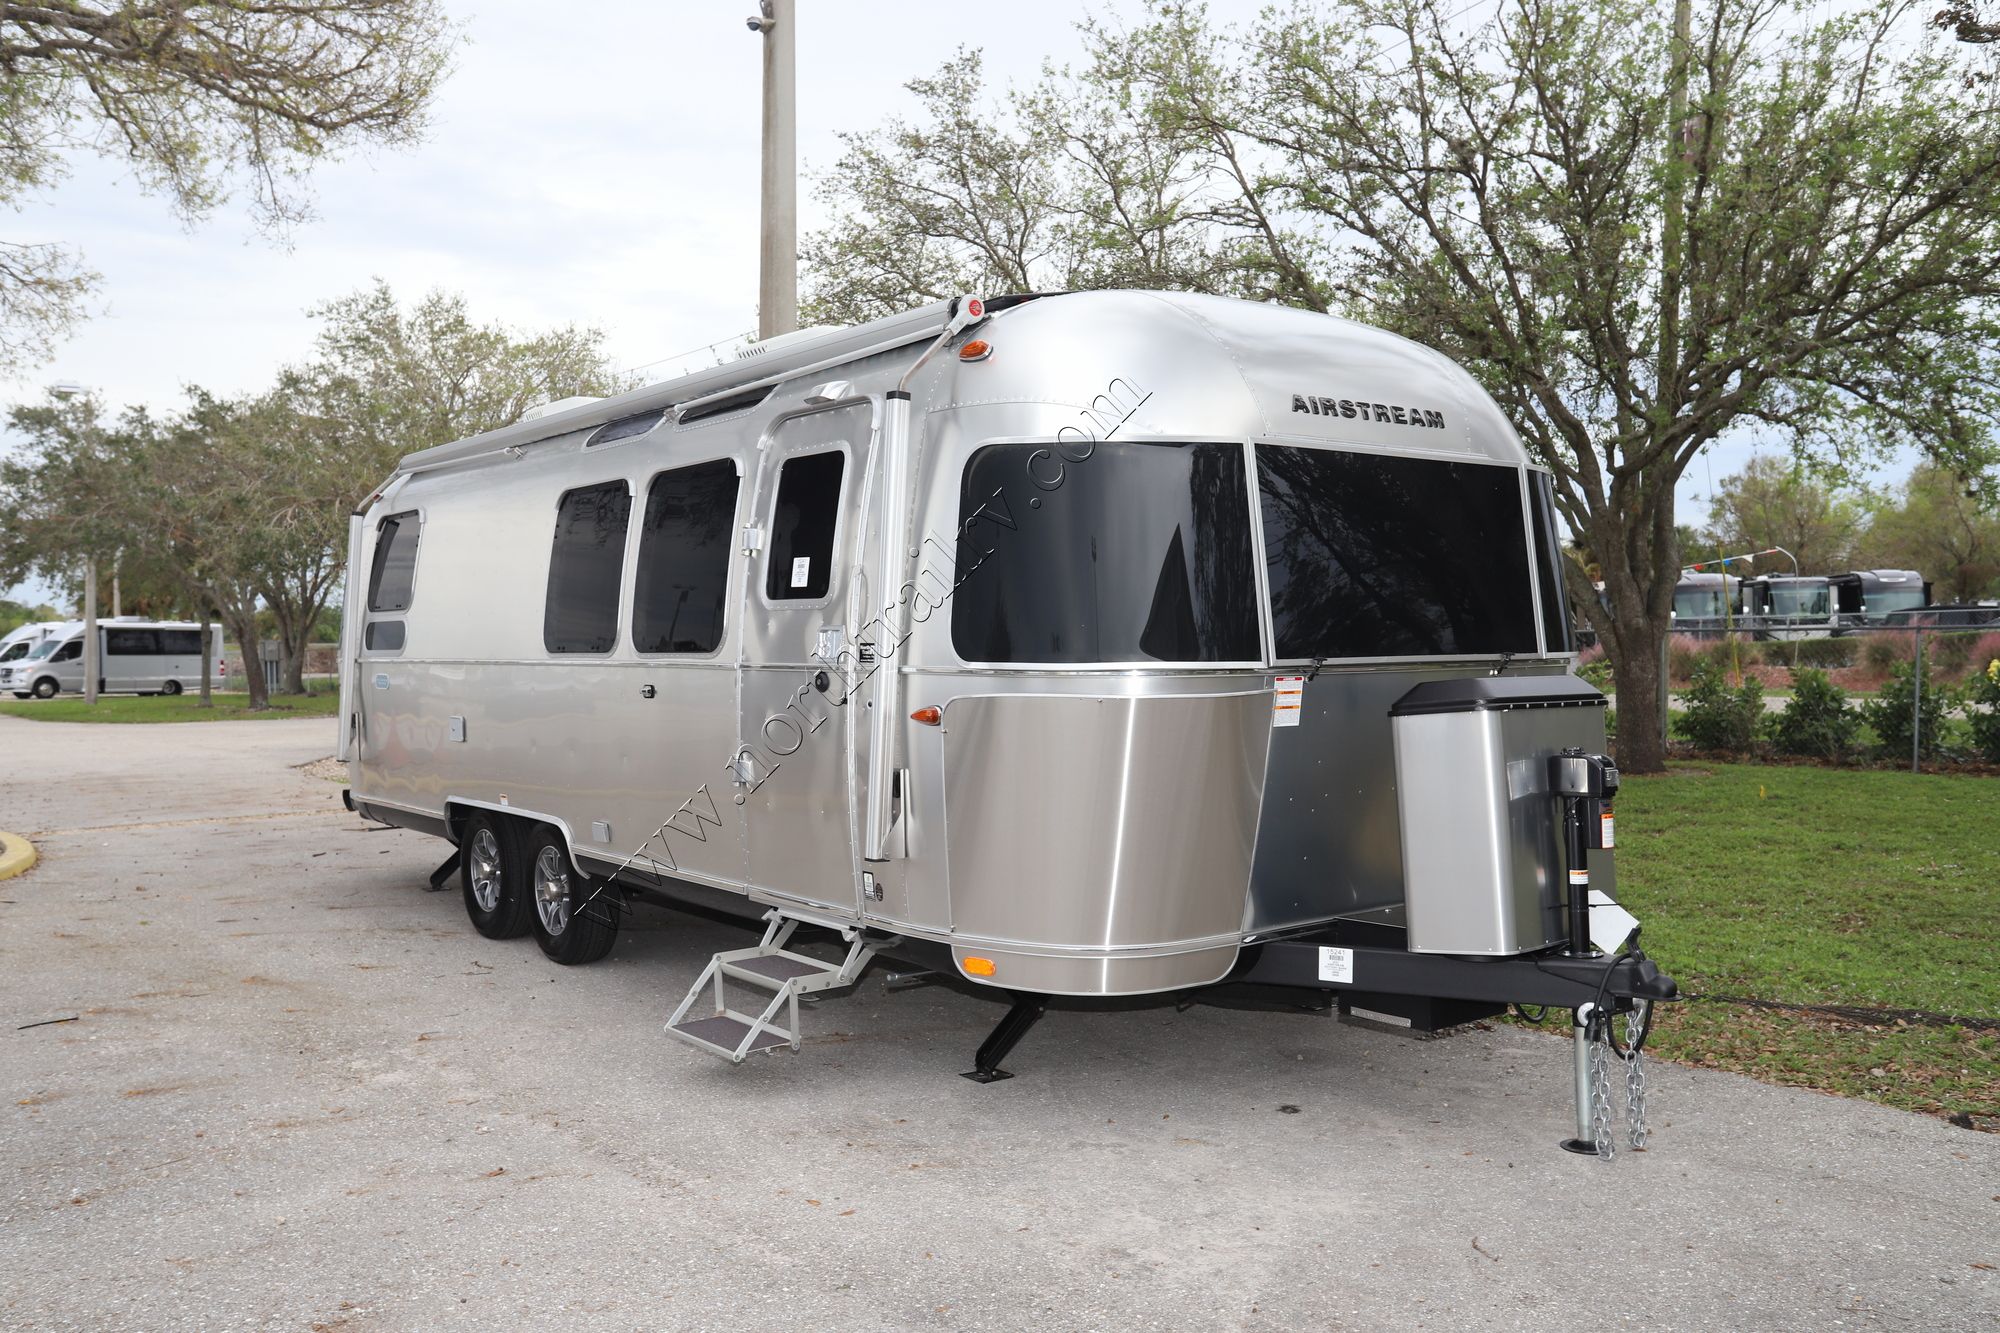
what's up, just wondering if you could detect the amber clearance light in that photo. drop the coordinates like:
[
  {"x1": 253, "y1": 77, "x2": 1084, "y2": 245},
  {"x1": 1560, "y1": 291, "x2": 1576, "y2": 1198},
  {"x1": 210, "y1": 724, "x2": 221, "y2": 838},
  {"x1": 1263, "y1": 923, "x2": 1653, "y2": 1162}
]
[
  {"x1": 961, "y1": 956, "x2": 997, "y2": 977},
  {"x1": 957, "y1": 339, "x2": 992, "y2": 363},
  {"x1": 910, "y1": 705, "x2": 942, "y2": 726}
]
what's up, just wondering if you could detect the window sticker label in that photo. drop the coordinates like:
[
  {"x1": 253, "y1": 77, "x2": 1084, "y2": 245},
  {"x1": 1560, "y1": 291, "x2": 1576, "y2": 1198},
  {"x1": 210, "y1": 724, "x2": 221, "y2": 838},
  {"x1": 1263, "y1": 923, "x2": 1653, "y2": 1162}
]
[
  {"x1": 1272, "y1": 675, "x2": 1304, "y2": 728},
  {"x1": 1317, "y1": 946, "x2": 1353, "y2": 984},
  {"x1": 791, "y1": 556, "x2": 811, "y2": 589}
]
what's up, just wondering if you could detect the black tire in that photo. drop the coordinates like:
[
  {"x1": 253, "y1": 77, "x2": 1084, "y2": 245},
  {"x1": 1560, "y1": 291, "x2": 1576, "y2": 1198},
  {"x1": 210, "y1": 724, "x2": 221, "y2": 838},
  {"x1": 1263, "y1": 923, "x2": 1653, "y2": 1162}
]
[
  {"x1": 31, "y1": 677, "x2": 57, "y2": 699},
  {"x1": 10, "y1": 692, "x2": 28, "y2": 700},
  {"x1": 526, "y1": 826, "x2": 618, "y2": 965},
  {"x1": 161, "y1": 679, "x2": 183, "y2": 696},
  {"x1": 460, "y1": 812, "x2": 531, "y2": 940}
]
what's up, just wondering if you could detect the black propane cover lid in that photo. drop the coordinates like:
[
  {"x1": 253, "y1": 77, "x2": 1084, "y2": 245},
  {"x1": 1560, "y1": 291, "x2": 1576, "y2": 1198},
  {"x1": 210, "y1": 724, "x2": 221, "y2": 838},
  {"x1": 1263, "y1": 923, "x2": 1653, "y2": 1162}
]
[{"x1": 1389, "y1": 673, "x2": 1608, "y2": 717}]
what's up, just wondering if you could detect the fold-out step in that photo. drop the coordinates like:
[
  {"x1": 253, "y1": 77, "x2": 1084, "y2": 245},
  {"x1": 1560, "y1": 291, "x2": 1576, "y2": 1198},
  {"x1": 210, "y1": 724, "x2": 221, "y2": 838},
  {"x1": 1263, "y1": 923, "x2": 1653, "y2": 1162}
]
[{"x1": 665, "y1": 911, "x2": 895, "y2": 1064}]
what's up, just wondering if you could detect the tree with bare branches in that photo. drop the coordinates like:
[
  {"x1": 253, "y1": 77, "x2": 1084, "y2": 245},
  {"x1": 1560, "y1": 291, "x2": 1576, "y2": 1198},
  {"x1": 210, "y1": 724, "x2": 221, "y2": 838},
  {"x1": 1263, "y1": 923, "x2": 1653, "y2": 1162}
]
[{"x1": 0, "y1": 0, "x2": 455, "y2": 371}]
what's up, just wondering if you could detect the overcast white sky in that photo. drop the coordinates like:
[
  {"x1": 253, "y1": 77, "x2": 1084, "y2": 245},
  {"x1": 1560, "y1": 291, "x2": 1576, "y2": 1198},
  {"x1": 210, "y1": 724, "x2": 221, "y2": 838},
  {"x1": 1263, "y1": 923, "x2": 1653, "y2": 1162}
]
[{"x1": 2, "y1": 0, "x2": 1875, "y2": 607}]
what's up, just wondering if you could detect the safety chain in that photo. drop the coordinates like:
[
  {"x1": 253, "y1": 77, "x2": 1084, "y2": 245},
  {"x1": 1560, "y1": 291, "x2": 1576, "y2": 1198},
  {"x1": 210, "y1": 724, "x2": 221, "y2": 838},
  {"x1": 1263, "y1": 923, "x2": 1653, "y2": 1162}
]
[
  {"x1": 1588, "y1": 1012, "x2": 1617, "y2": 1161},
  {"x1": 1624, "y1": 1001, "x2": 1651, "y2": 1150}
]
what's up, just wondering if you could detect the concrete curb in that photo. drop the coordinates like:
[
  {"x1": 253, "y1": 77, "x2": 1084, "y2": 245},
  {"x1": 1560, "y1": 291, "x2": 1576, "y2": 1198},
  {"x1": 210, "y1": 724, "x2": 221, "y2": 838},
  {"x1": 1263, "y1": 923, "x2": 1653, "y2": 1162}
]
[{"x1": 0, "y1": 830, "x2": 36, "y2": 880}]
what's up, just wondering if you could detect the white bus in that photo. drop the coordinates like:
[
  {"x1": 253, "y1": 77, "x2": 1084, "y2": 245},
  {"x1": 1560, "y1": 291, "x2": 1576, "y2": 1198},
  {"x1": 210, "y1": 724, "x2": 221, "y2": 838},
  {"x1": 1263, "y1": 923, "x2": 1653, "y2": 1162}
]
[{"x1": 2, "y1": 621, "x2": 223, "y2": 699}]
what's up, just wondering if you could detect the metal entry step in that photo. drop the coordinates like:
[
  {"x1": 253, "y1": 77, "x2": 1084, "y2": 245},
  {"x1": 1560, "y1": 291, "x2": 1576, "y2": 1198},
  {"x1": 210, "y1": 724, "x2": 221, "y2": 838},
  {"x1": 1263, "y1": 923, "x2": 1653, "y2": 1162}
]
[{"x1": 665, "y1": 911, "x2": 894, "y2": 1064}]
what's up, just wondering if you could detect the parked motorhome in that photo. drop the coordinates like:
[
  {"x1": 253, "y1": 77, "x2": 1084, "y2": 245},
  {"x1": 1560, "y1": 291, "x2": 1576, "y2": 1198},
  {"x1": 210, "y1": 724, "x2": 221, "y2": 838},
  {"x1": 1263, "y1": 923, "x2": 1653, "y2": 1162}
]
[
  {"x1": 0, "y1": 620, "x2": 71, "y2": 666},
  {"x1": 1670, "y1": 571, "x2": 1740, "y2": 631},
  {"x1": 1743, "y1": 573, "x2": 1836, "y2": 640},
  {"x1": 1831, "y1": 569, "x2": 1929, "y2": 626},
  {"x1": 1, "y1": 621, "x2": 222, "y2": 698},
  {"x1": 339, "y1": 291, "x2": 1675, "y2": 1155}
]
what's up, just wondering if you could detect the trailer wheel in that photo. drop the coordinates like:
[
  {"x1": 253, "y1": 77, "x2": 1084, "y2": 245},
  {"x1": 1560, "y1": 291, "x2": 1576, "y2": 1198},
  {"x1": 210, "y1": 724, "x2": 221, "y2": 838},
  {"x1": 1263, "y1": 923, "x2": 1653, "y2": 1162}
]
[
  {"x1": 161, "y1": 680, "x2": 183, "y2": 696},
  {"x1": 460, "y1": 812, "x2": 531, "y2": 940},
  {"x1": 526, "y1": 826, "x2": 618, "y2": 965},
  {"x1": 31, "y1": 677, "x2": 57, "y2": 699}
]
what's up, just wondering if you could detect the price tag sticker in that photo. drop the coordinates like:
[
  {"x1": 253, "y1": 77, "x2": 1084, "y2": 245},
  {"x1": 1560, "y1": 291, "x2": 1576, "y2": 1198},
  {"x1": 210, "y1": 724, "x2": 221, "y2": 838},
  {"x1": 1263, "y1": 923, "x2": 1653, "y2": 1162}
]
[
  {"x1": 790, "y1": 556, "x2": 811, "y2": 589},
  {"x1": 1317, "y1": 945, "x2": 1354, "y2": 984}
]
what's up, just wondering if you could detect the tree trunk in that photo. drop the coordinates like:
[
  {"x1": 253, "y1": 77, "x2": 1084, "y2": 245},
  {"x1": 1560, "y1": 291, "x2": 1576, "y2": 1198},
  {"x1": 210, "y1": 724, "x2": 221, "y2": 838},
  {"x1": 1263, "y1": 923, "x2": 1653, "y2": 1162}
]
[
  {"x1": 198, "y1": 618, "x2": 213, "y2": 706},
  {"x1": 221, "y1": 608, "x2": 269, "y2": 709},
  {"x1": 1604, "y1": 614, "x2": 1668, "y2": 773}
]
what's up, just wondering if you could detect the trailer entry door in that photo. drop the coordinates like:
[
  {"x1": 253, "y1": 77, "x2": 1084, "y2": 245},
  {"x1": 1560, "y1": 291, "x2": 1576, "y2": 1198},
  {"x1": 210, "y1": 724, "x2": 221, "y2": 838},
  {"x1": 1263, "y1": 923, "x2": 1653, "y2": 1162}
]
[{"x1": 737, "y1": 404, "x2": 872, "y2": 915}]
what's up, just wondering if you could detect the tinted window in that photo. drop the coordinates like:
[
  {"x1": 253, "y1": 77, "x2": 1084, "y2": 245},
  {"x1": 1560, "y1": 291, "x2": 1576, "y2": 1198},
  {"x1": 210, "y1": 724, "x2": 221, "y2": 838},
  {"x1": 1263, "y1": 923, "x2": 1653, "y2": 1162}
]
[
  {"x1": 368, "y1": 512, "x2": 421, "y2": 612},
  {"x1": 364, "y1": 621, "x2": 406, "y2": 651},
  {"x1": 1257, "y1": 445, "x2": 1538, "y2": 659},
  {"x1": 950, "y1": 441, "x2": 1259, "y2": 663},
  {"x1": 53, "y1": 640, "x2": 81, "y2": 662},
  {"x1": 106, "y1": 628, "x2": 160, "y2": 655},
  {"x1": 765, "y1": 451, "x2": 845, "y2": 601},
  {"x1": 634, "y1": 460, "x2": 739, "y2": 653},
  {"x1": 544, "y1": 482, "x2": 632, "y2": 653},
  {"x1": 158, "y1": 629, "x2": 204, "y2": 655},
  {"x1": 1528, "y1": 472, "x2": 1572, "y2": 653}
]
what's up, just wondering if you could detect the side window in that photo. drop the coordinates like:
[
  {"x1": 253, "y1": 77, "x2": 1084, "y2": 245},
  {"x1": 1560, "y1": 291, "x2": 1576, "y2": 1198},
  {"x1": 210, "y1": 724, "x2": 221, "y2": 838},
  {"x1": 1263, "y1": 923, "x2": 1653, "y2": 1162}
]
[
  {"x1": 364, "y1": 622, "x2": 406, "y2": 651},
  {"x1": 544, "y1": 481, "x2": 633, "y2": 654},
  {"x1": 634, "y1": 459, "x2": 739, "y2": 654},
  {"x1": 106, "y1": 629, "x2": 161, "y2": 655},
  {"x1": 53, "y1": 641, "x2": 81, "y2": 662},
  {"x1": 368, "y1": 512, "x2": 421, "y2": 612},
  {"x1": 158, "y1": 629, "x2": 204, "y2": 655},
  {"x1": 764, "y1": 450, "x2": 845, "y2": 601}
]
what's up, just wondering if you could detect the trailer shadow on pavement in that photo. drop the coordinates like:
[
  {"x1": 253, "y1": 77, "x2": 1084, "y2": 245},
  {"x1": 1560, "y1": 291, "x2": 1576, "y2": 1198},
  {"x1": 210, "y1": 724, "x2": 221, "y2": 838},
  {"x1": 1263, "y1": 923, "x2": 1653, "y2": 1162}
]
[{"x1": 1, "y1": 716, "x2": 1995, "y2": 1332}]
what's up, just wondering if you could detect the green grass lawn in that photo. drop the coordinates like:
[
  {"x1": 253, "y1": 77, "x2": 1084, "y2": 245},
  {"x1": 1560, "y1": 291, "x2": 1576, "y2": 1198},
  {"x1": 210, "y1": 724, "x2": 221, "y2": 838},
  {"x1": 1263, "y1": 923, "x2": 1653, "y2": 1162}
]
[
  {"x1": 1612, "y1": 762, "x2": 1999, "y2": 1122},
  {"x1": 0, "y1": 691, "x2": 339, "y2": 723}
]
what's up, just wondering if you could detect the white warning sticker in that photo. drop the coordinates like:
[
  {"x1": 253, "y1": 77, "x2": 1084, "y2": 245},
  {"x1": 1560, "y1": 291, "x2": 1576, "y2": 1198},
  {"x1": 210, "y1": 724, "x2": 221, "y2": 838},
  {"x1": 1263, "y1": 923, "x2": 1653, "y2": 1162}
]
[
  {"x1": 790, "y1": 556, "x2": 812, "y2": 588},
  {"x1": 1599, "y1": 808, "x2": 1616, "y2": 849},
  {"x1": 1272, "y1": 675, "x2": 1305, "y2": 728},
  {"x1": 1318, "y1": 945, "x2": 1354, "y2": 984}
]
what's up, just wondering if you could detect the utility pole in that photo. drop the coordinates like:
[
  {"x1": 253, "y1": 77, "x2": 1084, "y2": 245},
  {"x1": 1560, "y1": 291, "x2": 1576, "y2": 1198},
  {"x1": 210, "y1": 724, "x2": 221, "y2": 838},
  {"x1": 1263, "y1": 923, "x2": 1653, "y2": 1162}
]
[
  {"x1": 748, "y1": 0, "x2": 797, "y2": 339},
  {"x1": 83, "y1": 556, "x2": 98, "y2": 706}
]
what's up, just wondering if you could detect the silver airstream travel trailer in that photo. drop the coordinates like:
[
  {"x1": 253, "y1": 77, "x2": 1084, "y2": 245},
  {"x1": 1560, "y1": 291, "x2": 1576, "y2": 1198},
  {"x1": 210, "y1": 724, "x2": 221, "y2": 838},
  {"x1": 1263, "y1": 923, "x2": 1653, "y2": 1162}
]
[{"x1": 340, "y1": 292, "x2": 1676, "y2": 1156}]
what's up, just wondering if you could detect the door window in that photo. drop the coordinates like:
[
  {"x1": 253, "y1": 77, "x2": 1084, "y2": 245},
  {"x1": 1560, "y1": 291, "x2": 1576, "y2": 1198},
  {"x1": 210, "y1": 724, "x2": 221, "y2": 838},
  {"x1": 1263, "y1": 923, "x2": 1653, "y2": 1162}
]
[{"x1": 764, "y1": 450, "x2": 846, "y2": 601}]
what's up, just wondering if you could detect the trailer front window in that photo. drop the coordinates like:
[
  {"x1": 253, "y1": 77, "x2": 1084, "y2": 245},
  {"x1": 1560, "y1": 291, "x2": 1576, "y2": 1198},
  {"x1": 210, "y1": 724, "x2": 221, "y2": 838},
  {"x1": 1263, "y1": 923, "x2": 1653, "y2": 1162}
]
[
  {"x1": 950, "y1": 441, "x2": 1258, "y2": 664},
  {"x1": 1257, "y1": 445, "x2": 1538, "y2": 660}
]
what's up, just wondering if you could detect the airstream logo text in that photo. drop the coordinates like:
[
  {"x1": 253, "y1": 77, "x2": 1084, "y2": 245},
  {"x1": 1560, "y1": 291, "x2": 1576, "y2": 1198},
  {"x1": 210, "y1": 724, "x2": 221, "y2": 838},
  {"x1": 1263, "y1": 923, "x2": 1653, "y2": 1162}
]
[{"x1": 1292, "y1": 394, "x2": 1445, "y2": 429}]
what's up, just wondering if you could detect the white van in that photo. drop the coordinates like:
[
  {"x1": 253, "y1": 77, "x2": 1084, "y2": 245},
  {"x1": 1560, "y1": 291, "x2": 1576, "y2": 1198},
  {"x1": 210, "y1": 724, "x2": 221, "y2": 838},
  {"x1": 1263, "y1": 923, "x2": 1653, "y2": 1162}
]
[
  {"x1": 2, "y1": 621, "x2": 223, "y2": 699},
  {"x1": 0, "y1": 621, "x2": 72, "y2": 669}
]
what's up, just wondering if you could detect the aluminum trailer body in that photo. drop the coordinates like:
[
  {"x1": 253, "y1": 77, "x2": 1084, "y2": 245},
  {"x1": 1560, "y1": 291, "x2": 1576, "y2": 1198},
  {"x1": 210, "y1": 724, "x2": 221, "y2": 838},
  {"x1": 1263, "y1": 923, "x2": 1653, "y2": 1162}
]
[{"x1": 339, "y1": 291, "x2": 1673, "y2": 1148}]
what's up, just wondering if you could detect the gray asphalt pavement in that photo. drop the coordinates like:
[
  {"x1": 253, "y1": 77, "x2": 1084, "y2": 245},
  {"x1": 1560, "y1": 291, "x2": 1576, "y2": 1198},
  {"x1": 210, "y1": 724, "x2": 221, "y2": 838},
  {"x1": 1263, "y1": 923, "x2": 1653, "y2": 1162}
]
[{"x1": 0, "y1": 714, "x2": 1995, "y2": 1331}]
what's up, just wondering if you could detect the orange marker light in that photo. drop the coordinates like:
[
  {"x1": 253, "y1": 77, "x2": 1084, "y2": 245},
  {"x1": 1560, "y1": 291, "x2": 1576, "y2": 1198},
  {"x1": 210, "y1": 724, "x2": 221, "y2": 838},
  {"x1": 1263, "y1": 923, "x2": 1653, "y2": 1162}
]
[
  {"x1": 958, "y1": 339, "x2": 992, "y2": 362},
  {"x1": 962, "y1": 956, "x2": 997, "y2": 977},
  {"x1": 910, "y1": 705, "x2": 942, "y2": 726}
]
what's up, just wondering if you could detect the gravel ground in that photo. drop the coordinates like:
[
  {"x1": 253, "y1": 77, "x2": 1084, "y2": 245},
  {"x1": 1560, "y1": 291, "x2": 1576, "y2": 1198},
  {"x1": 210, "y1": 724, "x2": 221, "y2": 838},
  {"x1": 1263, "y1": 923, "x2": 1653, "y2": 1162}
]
[{"x1": 0, "y1": 714, "x2": 1995, "y2": 1332}]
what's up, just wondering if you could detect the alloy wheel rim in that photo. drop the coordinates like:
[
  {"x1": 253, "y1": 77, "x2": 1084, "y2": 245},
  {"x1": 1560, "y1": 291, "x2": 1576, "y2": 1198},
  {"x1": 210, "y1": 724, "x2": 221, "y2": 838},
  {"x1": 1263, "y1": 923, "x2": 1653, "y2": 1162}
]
[
  {"x1": 534, "y1": 846, "x2": 570, "y2": 936},
  {"x1": 469, "y1": 827, "x2": 502, "y2": 913}
]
